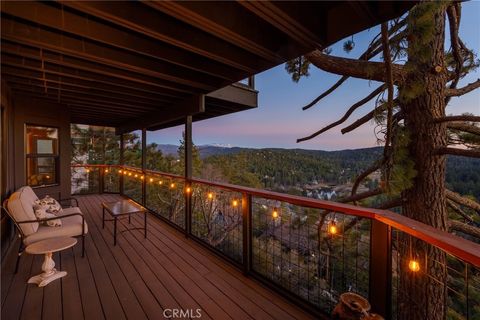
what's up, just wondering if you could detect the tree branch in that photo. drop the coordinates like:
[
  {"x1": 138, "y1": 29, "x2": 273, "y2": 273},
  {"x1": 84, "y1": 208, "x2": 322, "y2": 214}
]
[
  {"x1": 351, "y1": 159, "x2": 383, "y2": 204},
  {"x1": 302, "y1": 76, "x2": 348, "y2": 110},
  {"x1": 341, "y1": 101, "x2": 401, "y2": 135},
  {"x1": 449, "y1": 220, "x2": 480, "y2": 239},
  {"x1": 305, "y1": 50, "x2": 406, "y2": 83},
  {"x1": 445, "y1": 79, "x2": 480, "y2": 97},
  {"x1": 297, "y1": 85, "x2": 386, "y2": 142},
  {"x1": 435, "y1": 115, "x2": 480, "y2": 123},
  {"x1": 447, "y1": 199, "x2": 475, "y2": 223},
  {"x1": 435, "y1": 147, "x2": 480, "y2": 158},
  {"x1": 338, "y1": 188, "x2": 383, "y2": 203},
  {"x1": 447, "y1": 122, "x2": 480, "y2": 136},
  {"x1": 302, "y1": 25, "x2": 406, "y2": 111},
  {"x1": 446, "y1": 4, "x2": 464, "y2": 102},
  {"x1": 446, "y1": 189, "x2": 480, "y2": 212}
]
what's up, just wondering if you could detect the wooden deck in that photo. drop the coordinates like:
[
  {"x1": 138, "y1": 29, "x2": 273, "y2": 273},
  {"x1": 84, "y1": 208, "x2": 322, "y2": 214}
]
[{"x1": 1, "y1": 194, "x2": 314, "y2": 320}]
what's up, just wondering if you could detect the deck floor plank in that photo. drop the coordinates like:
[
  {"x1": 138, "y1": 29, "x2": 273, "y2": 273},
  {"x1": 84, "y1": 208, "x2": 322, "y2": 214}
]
[{"x1": 1, "y1": 194, "x2": 314, "y2": 320}]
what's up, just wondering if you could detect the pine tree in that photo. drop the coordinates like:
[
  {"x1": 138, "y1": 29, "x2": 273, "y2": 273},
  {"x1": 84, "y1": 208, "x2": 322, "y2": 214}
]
[{"x1": 287, "y1": 2, "x2": 479, "y2": 319}]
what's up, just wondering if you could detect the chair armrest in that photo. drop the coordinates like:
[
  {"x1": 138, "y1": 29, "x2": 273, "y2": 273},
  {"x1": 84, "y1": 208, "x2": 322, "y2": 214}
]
[
  {"x1": 17, "y1": 212, "x2": 86, "y2": 236},
  {"x1": 58, "y1": 197, "x2": 79, "y2": 208}
]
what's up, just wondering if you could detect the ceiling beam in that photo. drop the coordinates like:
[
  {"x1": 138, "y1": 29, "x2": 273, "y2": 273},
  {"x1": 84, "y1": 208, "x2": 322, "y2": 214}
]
[
  {"x1": 60, "y1": 1, "x2": 268, "y2": 74},
  {"x1": 2, "y1": 1, "x2": 245, "y2": 82},
  {"x1": 2, "y1": 71, "x2": 176, "y2": 106},
  {"x1": 116, "y1": 94, "x2": 205, "y2": 134},
  {"x1": 237, "y1": 1, "x2": 322, "y2": 48},
  {"x1": 1, "y1": 48, "x2": 189, "y2": 98},
  {"x1": 145, "y1": 1, "x2": 285, "y2": 63},
  {"x1": 8, "y1": 83, "x2": 155, "y2": 113},
  {"x1": 1, "y1": 16, "x2": 221, "y2": 91}
]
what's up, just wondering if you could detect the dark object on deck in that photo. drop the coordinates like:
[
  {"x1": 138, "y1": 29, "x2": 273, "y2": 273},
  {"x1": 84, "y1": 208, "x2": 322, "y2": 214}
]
[{"x1": 332, "y1": 292, "x2": 384, "y2": 320}]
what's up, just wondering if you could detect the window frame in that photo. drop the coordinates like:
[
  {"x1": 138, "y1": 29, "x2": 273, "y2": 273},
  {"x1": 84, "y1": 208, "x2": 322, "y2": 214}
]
[{"x1": 25, "y1": 124, "x2": 60, "y2": 188}]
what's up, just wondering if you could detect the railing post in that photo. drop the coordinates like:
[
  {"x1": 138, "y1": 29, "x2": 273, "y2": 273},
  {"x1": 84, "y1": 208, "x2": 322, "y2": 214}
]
[
  {"x1": 242, "y1": 193, "x2": 252, "y2": 275},
  {"x1": 99, "y1": 166, "x2": 104, "y2": 194},
  {"x1": 141, "y1": 128, "x2": 147, "y2": 206},
  {"x1": 369, "y1": 220, "x2": 392, "y2": 319},
  {"x1": 119, "y1": 134, "x2": 124, "y2": 196},
  {"x1": 185, "y1": 116, "x2": 192, "y2": 236}
]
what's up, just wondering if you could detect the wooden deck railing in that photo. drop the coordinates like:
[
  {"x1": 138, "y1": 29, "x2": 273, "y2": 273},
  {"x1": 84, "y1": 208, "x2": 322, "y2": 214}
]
[{"x1": 71, "y1": 164, "x2": 480, "y2": 318}]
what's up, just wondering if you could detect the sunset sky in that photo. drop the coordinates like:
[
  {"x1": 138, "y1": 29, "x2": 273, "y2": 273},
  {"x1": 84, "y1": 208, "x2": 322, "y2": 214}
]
[{"x1": 149, "y1": 2, "x2": 480, "y2": 151}]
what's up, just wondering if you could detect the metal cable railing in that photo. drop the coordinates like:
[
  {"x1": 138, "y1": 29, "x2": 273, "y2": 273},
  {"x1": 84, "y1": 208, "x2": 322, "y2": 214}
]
[{"x1": 70, "y1": 164, "x2": 480, "y2": 318}]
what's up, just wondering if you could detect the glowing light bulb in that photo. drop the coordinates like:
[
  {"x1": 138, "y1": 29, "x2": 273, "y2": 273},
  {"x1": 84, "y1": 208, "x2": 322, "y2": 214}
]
[
  {"x1": 159, "y1": 181, "x2": 163, "y2": 185},
  {"x1": 208, "y1": 192, "x2": 214, "y2": 199},
  {"x1": 105, "y1": 169, "x2": 109, "y2": 173},
  {"x1": 232, "y1": 200, "x2": 238, "y2": 207},
  {"x1": 409, "y1": 259, "x2": 420, "y2": 272},
  {"x1": 328, "y1": 221, "x2": 338, "y2": 235},
  {"x1": 123, "y1": 171, "x2": 127, "y2": 175},
  {"x1": 86, "y1": 169, "x2": 90, "y2": 173},
  {"x1": 149, "y1": 178, "x2": 153, "y2": 183},
  {"x1": 46, "y1": 175, "x2": 50, "y2": 179},
  {"x1": 185, "y1": 187, "x2": 191, "y2": 194},
  {"x1": 134, "y1": 174, "x2": 138, "y2": 178},
  {"x1": 119, "y1": 170, "x2": 123, "y2": 174},
  {"x1": 128, "y1": 172, "x2": 132, "y2": 176},
  {"x1": 272, "y1": 209, "x2": 279, "y2": 219},
  {"x1": 170, "y1": 183, "x2": 175, "y2": 189}
]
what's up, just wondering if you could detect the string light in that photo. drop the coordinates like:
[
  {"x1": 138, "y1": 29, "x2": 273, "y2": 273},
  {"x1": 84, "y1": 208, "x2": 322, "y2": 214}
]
[
  {"x1": 134, "y1": 174, "x2": 138, "y2": 178},
  {"x1": 46, "y1": 175, "x2": 50, "y2": 179},
  {"x1": 128, "y1": 172, "x2": 132, "y2": 176},
  {"x1": 86, "y1": 169, "x2": 90, "y2": 173},
  {"x1": 232, "y1": 200, "x2": 238, "y2": 207},
  {"x1": 272, "y1": 208, "x2": 279, "y2": 219},
  {"x1": 185, "y1": 187, "x2": 191, "y2": 194},
  {"x1": 119, "y1": 170, "x2": 123, "y2": 174},
  {"x1": 140, "y1": 175, "x2": 144, "y2": 180},
  {"x1": 409, "y1": 259, "x2": 420, "y2": 272},
  {"x1": 149, "y1": 178, "x2": 154, "y2": 183},
  {"x1": 159, "y1": 180, "x2": 163, "y2": 185},
  {"x1": 170, "y1": 183, "x2": 175, "y2": 189},
  {"x1": 208, "y1": 192, "x2": 214, "y2": 199},
  {"x1": 104, "y1": 169, "x2": 109, "y2": 173},
  {"x1": 124, "y1": 171, "x2": 127, "y2": 175},
  {"x1": 328, "y1": 220, "x2": 338, "y2": 235}
]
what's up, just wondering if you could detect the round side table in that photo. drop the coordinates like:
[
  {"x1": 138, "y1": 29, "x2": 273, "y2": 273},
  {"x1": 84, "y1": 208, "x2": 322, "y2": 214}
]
[{"x1": 25, "y1": 237, "x2": 78, "y2": 287}]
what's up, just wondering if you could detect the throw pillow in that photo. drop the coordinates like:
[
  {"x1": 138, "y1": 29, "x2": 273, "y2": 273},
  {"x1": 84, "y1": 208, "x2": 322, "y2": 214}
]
[
  {"x1": 34, "y1": 195, "x2": 63, "y2": 214},
  {"x1": 34, "y1": 207, "x2": 62, "y2": 227}
]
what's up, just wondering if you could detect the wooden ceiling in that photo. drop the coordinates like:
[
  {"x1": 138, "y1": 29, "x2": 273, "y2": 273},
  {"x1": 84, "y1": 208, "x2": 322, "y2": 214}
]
[{"x1": 1, "y1": 1, "x2": 413, "y2": 132}]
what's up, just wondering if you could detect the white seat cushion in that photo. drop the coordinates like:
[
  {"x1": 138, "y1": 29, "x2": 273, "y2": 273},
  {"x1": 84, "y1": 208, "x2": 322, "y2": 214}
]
[
  {"x1": 24, "y1": 207, "x2": 88, "y2": 246},
  {"x1": 7, "y1": 188, "x2": 39, "y2": 236}
]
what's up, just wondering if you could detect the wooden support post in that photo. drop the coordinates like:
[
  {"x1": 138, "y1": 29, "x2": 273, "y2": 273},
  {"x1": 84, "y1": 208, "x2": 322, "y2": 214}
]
[
  {"x1": 248, "y1": 76, "x2": 255, "y2": 89},
  {"x1": 141, "y1": 128, "x2": 147, "y2": 206},
  {"x1": 242, "y1": 193, "x2": 252, "y2": 275},
  {"x1": 119, "y1": 134, "x2": 124, "y2": 196},
  {"x1": 99, "y1": 166, "x2": 104, "y2": 194},
  {"x1": 369, "y1": 220, "x2": 392, "y2": 319},
  {"x1": 184, "y1": 116, "x2": 193, "y2": 236}
]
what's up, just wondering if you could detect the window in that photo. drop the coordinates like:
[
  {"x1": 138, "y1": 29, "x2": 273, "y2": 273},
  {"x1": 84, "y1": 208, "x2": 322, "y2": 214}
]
[{"x1": 26, "y1": 125, "x2": 59, "y2": 187}]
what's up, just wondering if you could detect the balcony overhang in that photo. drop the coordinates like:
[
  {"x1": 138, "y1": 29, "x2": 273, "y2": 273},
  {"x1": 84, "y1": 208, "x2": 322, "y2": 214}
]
[{"x1": 1, "y1": 1, "x2": 413, "y2": 131}]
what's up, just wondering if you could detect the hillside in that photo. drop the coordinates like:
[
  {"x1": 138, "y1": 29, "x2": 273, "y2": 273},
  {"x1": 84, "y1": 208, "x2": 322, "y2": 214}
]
[{"x1": 154, "y1": 144, "x2": 480, "y2": 199}]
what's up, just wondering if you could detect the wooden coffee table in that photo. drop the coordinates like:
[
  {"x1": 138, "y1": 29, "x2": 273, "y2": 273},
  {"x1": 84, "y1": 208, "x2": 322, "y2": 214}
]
[
  {"x1": 25, "y1": 237, "x2": 77, "y2": 287},
  {"x1": 102, "y1": 199, "x2": 148, "y2": 246}
]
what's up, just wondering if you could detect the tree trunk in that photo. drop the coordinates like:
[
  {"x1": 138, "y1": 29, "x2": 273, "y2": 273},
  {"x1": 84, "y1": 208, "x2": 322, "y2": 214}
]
[{"x1": 398, "y1": 3, "x2": 448, "y2": 320}]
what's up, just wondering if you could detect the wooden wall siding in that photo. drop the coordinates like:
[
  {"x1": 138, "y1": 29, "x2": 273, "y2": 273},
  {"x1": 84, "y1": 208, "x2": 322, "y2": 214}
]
[{"x1": 12, "y1": 96, "x2": 71, "y2": 199}]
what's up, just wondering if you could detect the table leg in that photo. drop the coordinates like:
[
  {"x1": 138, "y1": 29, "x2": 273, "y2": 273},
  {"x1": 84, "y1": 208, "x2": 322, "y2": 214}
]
[
  {"x1": 144, "y1": 211, "x2": 147, "y2": 238},
  {"x1": 28, "y1": 252, "x2": 67, "y2": 287},
  {"x1": 102, "y1": 208, "x2": 105, "y2": 229},
  {"x1": 114, "y1": 216, "x2": 117, "y2": 246}
]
